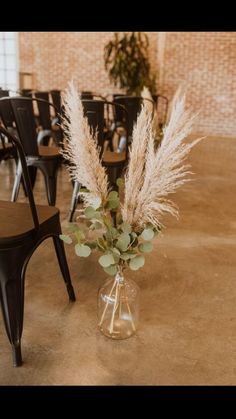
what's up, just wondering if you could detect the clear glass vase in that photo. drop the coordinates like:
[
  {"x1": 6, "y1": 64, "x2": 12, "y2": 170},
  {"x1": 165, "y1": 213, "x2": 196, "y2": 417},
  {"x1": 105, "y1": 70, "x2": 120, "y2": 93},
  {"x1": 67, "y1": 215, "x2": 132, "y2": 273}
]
[{"x1": 98, "y1": 269, "x2": 140, "y2": 339}]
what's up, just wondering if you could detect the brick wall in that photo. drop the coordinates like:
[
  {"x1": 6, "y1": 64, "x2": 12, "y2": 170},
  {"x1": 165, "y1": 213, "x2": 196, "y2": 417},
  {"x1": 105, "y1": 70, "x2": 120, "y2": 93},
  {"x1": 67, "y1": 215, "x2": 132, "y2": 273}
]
[
  {"x1": 19, "y1": 32, "x2": 236, "y2": 137},
  {"x1": 159, "y1": 32, "x2": 236, "y2": 137}
]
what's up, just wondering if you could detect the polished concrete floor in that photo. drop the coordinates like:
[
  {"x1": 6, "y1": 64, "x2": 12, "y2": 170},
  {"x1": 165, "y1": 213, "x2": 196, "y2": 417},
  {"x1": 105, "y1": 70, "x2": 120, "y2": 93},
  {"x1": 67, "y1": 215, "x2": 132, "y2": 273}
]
[{"x1": 0, "y1": 135, "x2": 236, "y2": 385}]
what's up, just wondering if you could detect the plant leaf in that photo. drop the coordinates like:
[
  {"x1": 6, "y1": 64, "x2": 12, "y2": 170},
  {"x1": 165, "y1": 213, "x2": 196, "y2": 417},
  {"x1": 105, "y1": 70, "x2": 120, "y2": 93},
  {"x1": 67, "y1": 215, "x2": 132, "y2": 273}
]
[
  {"x1": 116, "y1": 232, "x2": 130, "y2": 252},
  {"x1": 107, "y1": 199, "x2": 119, "y2": 210},
  {"x1": 141, "y1": 228, "x2": 155, "y2": 241},
  {"x1": 75, "y1": 244, "x2": 91, "y2": 257},
  {"x1": 139, "y1": 242, "x2": 153, "y2": 253},
  {"x1": 116, "y1": 178, "x2": 124, "y2": 188},
  {"x1": 91, "y1": 197, "x2": 102, "y2": 210},
  {"x1": 99, "y1": 254, "x2": 115, "y2": 267},
  {"x1": 121, "y1": 222, "x2": 132, "y2": 234},
  {"x1": 84, "y1": 241, "x2": 97, "y2": 249},
  {"x1": 67, "y1": 223, "x2": 80, "y2": 233},
  {"x1": 103, "y1": 265, "x2": 118, "y2": 276},
  {"x1": 59, "y1": 234, "x2": 72, "y2": 244},
  {"x1": 129, "y1": 255, "x2": 145, "y2": 270},
  {"x1": 93, "y1": 221, "x2": 103, "y2": 229},
  {"x1": 103, "y1": 216, "x2": 112, "y2": 230},
  {"x1": 97, "y1": 238, "x2": 107, "y2": 251},
  {"x1": 84, "y1": 206, "x2": 96, "y2": 219},
  {"x1": 108, "y1": 191, "x2": 119, "y2": 200},
  {"x1": 120, "y1": 252, "x2": 137, "y2": 260}
]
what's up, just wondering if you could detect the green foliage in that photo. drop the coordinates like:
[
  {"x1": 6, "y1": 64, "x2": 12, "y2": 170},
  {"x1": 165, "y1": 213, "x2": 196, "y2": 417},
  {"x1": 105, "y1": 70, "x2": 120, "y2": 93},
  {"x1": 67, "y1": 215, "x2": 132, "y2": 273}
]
[
  {"x1": 59, "y1": 234, "x2": 72, "y2": 244},
  {"x1": 104, "y1": 32, "x2": 157, "y2": 96},
  {"x1": 60, "y1": 182, "x2": 161, "y2": 276}
]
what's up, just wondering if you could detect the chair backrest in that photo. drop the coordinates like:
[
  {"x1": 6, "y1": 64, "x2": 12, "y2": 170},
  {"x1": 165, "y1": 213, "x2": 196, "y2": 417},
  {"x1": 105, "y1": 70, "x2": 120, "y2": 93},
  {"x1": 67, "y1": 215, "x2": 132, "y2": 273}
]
[
  {"x1": 0, "y1": 97, "x2": 15, "y2": 128},
  {"x1": 152, "y1": 94, "x2": 169, "y2": 126},
  {"x1": 35, "y1": 92, "x2": 52, "y2": 129},
  {"x1": 113, "y1": 96, "x2": 143, "y2": 138},
  {"x1": 21, "y1": 89, "x2": 33, "y2": 98},
  {"x1": 0, "y1": 125, "x2": 39, "y2": 229},
  {"x1": 50, "y1": 90, "x2": 61, "y2": 113},
  {"x1": 9, "y1": 97, "x2": 39, "y2": 156},
  {"x1": 81, "y1": 99, "x2": 105, "y2": 153},
  {"x1": 81, "y1": 91, "x2": 93, "y2": 100},
  {"x1": 0, "y1": 89, "x2": 9, "y2": 98},
  {"x1": 81, "y1": 99, "x2": 128, "y2": 158}
]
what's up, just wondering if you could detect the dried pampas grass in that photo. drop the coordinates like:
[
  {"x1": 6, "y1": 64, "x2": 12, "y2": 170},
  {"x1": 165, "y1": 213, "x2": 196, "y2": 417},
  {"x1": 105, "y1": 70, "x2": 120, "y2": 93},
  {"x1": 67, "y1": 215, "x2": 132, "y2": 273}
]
[
  {"x1": 60, "y1": 81, "x2": 108, "y2": 206},
  {"x1": 141, "y1": 86, "x2": 160, "y2": 140},
  {"x1": 122, "y1": 90, "x2": 203, "y2": 229}
]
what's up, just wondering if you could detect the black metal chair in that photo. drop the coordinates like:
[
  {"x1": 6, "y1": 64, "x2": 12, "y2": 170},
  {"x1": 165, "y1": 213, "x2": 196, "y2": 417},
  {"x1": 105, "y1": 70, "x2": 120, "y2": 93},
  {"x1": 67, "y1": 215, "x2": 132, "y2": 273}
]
[
  {"x1": 34, "y1": 92, "x2": 62, "y2": 147},
  {"x1": 152, "y1": 94, "x2": 169, "y2": 128},
  {"x1": 21, "y1": 89, "x2": 33, "y2": 98},
  {"x1": 1, "y1": 97, "x2": 61, "y2": 206},
  {"x1": 0, "y1": 97, "x2": 38, "y2": 194},
  {"x1": 112, "y1": 95, "x2": 155, "y2": 152},
  {"x1": 0, "y1": 126, "x2": 75, "y2": 367},
  {"x1": 68, "y1": 99, "x2": 128, "y2": 222}
]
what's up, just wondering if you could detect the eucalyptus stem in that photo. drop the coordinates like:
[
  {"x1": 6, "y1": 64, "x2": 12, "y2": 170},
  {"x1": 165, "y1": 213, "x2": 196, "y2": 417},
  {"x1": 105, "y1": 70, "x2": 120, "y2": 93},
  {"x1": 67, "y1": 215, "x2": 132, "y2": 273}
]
[{"x1": 98, "y1": 276, "x2": 117, "y2": 327}]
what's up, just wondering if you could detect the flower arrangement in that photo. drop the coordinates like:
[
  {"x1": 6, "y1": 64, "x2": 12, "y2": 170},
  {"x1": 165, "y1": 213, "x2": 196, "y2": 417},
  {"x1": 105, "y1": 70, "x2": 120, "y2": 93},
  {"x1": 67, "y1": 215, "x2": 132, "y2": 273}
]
[{"x1": 60, "y1": 81, "x2": 202, "y2": 338}]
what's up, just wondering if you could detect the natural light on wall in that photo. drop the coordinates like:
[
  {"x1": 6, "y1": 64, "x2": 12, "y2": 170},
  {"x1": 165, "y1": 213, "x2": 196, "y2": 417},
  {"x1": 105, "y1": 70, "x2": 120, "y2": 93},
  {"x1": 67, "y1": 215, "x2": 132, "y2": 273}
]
[{"x1": 0, "y1": 32, "x2": 18, "y2": 93}]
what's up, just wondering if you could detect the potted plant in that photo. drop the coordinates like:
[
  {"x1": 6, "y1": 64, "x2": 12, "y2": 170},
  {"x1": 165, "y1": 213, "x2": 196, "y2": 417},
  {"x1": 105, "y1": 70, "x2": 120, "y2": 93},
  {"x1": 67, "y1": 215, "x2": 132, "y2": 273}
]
[
  {"x1": 104, "y1": 32, "x2": 157, "y2": 96},
  {"x1": 59, "y1": 81, "x2": 202, "y2": 340}
]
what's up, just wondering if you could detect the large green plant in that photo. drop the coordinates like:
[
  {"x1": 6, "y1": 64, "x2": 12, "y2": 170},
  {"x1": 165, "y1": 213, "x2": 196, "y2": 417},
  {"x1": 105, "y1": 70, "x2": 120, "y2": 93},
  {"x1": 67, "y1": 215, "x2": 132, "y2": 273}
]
[{"x1": 104, "y1": 32, "x2": 157, "y2": 96}]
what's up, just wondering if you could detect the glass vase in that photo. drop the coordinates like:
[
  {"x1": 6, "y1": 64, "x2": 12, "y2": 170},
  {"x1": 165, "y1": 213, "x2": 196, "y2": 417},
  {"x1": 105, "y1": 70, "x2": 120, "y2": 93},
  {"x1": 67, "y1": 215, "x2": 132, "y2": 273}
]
[{"x1": 98, "y1": 269, "x2": 140, "y2": 339}]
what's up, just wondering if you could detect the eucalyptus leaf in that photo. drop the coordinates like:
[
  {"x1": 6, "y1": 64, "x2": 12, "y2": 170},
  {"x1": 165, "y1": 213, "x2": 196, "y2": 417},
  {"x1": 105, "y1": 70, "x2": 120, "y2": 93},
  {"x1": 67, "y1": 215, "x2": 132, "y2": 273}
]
[
  {"x1": 91, "y1": 197, "x2": 102, "y2": 210},
  {"x1": 108, "y1": 191, "x2": 119, "y2": 200},
  {"x1": 107, "y1": 199, "x2": 119, "y2": 210},
  {"x1": 116, "y1": 232, "x2": 130, "y2": 252},
  {"x1": 116, "y1": 178, "x2": 124, "y2": 188},
  {"x1": 129, "y1": 255, "x2": 145, "y2": 270},
  {"x1": 103, "y1": 216, "x2": 112, "y2": 230},
  {"x1": 99, "y1": 254, "x2": 115, "y2": 267},
  {"x1": 139, "y1": 242, "x2": 153, "y2": 253},
  {"x1": 112, "y1": 247, "x2": 120, "y2": 256},
  {"x1": 121, "y1": 222, "x2": 132, "y2": 234},
  {"x1": 84, "y1": 241, "x2": 97, "y2": 249},
  {"x1": 97, "y1": 238, "x2": 107, "y2": 251},
  {"x1": 120, "y1": 252, "x2": 137, "y2": 260},
  {"x1": 67, "y1": 223, "x2": 80, "y2": 233},
  {"x1": 116, "y1": 213, "x2": 123, "y2": 225},
  {"x1": 84, "y1": 206, "x2": 96, "y2": 219},
  {"x1": 59, "y1": 234, "x2": 72, "y2": 244},
  {"x1": 75, "y1": 244, "x2": 91, "y2": 257},
  {"x1": 110, "y1": 227, "x2": 119, "y2": 239},
  {"x1": 103, "y1": 264, "x2": 118, "y2": 276},
  {"x1": 93, "y1": 221, "x2": 103, "y2": 230},
  {"x1": 75, "y1": 230, "x2": 85, "y2": 241},
  {"x1": 80, "y1": 187, "x2": 89, "y2": 193},
  {"x1": 141, "y1": 228, "x2": 155, "y2": 241}
]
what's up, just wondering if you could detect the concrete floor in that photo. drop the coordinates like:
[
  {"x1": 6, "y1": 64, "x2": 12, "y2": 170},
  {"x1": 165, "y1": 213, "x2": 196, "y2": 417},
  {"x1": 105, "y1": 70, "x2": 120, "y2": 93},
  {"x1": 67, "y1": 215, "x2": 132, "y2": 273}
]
[{"x1": 0, "y1": 135, "x2": 236, "y2": 385}]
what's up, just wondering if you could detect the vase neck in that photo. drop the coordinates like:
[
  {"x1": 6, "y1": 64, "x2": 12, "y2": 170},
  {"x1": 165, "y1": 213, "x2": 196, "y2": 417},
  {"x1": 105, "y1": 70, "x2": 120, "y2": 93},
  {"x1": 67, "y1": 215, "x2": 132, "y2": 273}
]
[{"x1": 115, "y1": 269, "x2": 124, "y2": 284}]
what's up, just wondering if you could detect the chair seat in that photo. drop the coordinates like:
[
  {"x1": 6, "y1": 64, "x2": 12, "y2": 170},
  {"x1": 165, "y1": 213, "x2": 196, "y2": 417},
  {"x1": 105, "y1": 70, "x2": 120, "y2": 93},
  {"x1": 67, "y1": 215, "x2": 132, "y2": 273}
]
[
  {"x1": 38, "y1": 145, "x2": 60, "y2": 158},
  {"x1": 0, "y1": 143, "x2": 14, "y2": 150},
  {"x1": 0, "y1": 200, "x2": 58, "y2": 245},
  {"x1": 102, "y1": 150, "x2": 126, "y2": 164}
]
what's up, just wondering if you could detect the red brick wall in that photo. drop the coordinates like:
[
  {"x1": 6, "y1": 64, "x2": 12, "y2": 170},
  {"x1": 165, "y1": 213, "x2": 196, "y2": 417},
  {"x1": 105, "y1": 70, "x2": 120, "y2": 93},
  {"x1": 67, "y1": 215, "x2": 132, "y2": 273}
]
[
  {"x1": 19, "y1": 32, "x2": 236, "y2": 137},
  {"x1": 159, "y1": 32, "x2": 236, "y2": 137}
]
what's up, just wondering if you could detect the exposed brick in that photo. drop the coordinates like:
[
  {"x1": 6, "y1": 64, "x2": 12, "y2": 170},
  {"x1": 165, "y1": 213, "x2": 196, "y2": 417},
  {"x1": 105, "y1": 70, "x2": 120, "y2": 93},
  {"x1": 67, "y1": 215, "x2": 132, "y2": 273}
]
[{"x1": 19, "y1": 32, "x2": 236, "y2": 137}]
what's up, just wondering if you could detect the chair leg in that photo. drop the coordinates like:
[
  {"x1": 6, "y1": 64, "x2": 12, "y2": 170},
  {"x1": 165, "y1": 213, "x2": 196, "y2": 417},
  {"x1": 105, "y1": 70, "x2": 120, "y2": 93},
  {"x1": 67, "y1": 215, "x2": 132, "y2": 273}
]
[
  {"x1": 21, "y1": 166, "x2": 37, "y2": 197},
  {"x1": 53, "y1": 236, "x2": 76, "y2": 302},
  {"x1": 44, "y1": 174, "x2": 57, "y2": 206},
  {"x1": 11, "y1": 160, "x2": 22, "y2": 202},
  {"x1": 0, "y1": 251, "x2": 26, "y2": 367},
  {"x1": 68, "y1": 181, "x2": 81, "y2": 222}
]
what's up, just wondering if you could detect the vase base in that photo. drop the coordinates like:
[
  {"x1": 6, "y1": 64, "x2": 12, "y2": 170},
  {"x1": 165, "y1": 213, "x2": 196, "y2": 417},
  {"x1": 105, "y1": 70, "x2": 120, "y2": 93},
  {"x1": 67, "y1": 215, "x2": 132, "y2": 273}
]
[{"x1": 98, "y1": 318, "x2": 137, "y2": 340}]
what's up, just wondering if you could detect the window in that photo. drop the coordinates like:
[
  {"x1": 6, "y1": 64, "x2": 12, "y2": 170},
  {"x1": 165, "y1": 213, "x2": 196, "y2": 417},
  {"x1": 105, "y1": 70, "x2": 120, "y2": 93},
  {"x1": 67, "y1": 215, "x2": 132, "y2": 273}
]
[{"x1": 0, "y1": 32, "x2": 18, "y2": 92}]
